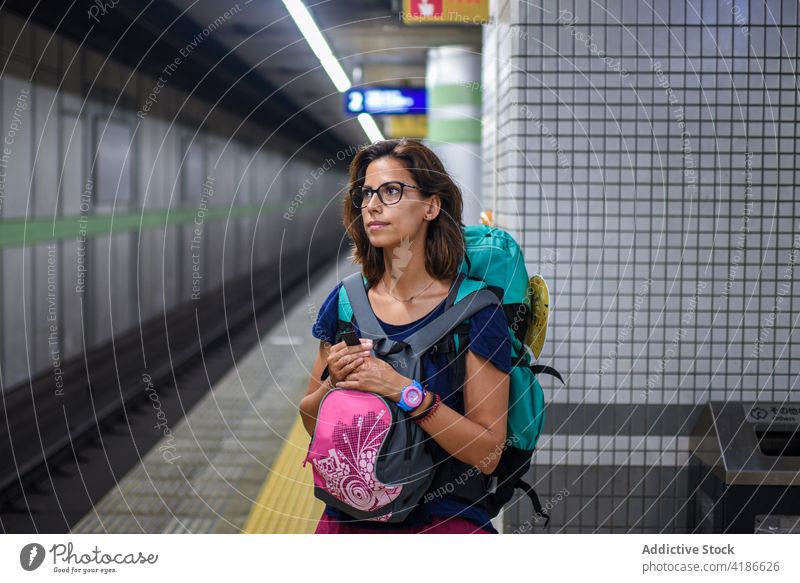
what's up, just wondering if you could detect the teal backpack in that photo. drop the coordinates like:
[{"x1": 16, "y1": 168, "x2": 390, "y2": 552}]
[{"x1": 323, "y1": 224, "x2": 564, "y2": 526}]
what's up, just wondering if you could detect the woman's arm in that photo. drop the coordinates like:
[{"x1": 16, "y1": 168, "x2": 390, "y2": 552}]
[
  {"x1": 410, "y1": 350, "x2": 509, "y2": 475},
  {"x1": 311, "y1": 339, "x2": 510, "y2": 473},
  {"x1": 298, "y1": 341, "x2": 333, "y2": 436}
]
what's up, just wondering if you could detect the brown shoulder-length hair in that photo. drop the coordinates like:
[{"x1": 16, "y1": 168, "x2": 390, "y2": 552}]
[{"x1": 343, "y1": 139, "x2": 465, "y2": 289}]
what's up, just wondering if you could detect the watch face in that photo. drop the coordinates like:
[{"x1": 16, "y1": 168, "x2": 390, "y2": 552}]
[{"x1": 405, "y1": 386, "x2": 423, "y2": 407}]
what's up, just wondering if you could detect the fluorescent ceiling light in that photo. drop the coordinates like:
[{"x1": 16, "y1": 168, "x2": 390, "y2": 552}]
[
  {"x1": 282, "y1": 0, "x2": 351, "y2": 93},
  {"x1": 282, "y1": 0, "x2": 383, "y2": 141},
  {"x1": 358, "y1": 113, "x2": 384, "y2": 143}
]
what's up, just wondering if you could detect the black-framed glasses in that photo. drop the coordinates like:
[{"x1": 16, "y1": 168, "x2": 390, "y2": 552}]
[{"x1": 350, "y1": 181, "x2": 423, "y2": 209}]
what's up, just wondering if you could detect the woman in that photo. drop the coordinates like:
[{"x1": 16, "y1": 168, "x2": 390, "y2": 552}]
[{"x1": 299, "y1": 139, "x2": 511, "y2": 534}]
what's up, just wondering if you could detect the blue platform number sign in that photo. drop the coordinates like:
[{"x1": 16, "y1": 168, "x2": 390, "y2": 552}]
[{"x1": 345, "y1": 87, "x2": 427, "y2": 116}]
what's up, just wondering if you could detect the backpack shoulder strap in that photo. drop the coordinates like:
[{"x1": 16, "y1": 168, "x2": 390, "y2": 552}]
[
  {"x1": 337, "y1": 281, "x2": 354, "y2": 325},
  {"x1": 403, "y1": 285, "x2": 500, "y2": 358},
  {"x1": 340, "y1": 272, "x2": 384, "y2": 338},
  {"x1": 452, "y1": 275, "x2": 489, "y2": 304},
  {"x1": 340, "y1": 271, "x2": 496, "y2": 351},
  {"x1": 443, "y1": 270, "x2": 466, "y2": 309},
  {"x1": 319, "y1": 277, "x2": 363, "y2": 382}
]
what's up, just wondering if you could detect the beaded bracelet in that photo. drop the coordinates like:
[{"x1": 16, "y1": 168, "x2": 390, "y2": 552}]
[{"x1": 414, "y1": 392, "x2": 441, "y2": 424}]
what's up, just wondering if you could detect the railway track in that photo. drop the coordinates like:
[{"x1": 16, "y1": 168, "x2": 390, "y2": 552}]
[{"x1": 0, "y1": 250, "x2": 335, "y2": 533}]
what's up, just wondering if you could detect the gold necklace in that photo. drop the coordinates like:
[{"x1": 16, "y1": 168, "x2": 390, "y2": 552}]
[{"x1": 379, "y1": 276, "x2": 438, "y2": 303}]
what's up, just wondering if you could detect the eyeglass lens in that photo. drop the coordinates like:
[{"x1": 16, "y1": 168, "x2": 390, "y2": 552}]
[{"x1": 353, "y1": 182, "x2": 404, "y2": 208}]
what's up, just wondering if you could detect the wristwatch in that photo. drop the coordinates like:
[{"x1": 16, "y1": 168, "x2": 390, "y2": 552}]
[{"x1": 397, "y1": 379, "x2": 426, "y2": 412}]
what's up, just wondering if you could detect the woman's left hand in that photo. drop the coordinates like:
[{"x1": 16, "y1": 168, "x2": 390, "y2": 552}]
[{"x1": 335, "y1": 355, "x2": 409, "y2": 403}]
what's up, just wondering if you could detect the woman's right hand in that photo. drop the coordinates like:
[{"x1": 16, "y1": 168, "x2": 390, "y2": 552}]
[{"x1": 327, "y1": 338, "x2": 372, "y2": 386}]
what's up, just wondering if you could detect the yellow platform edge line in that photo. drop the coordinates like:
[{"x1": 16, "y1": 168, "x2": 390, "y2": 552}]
[{"x1": 242, "y1": 415, "x2": 324, "y2": 534}]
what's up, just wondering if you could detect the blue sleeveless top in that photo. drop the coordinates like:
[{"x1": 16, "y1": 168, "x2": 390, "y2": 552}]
[{"x1": 310, "y1": 282, "x2": 512, "y2": 532}]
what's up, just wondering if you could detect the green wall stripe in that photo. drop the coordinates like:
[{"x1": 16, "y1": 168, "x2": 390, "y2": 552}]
[
  {"x1": 0, "y1": 200, "x2": 323, "y2": 249},
  {"x1": 429, "y1": 84, "x2": 482, "y2": 108},
  {"x1": 427, "y1": 118, "x2": 482, "y2": 143}
]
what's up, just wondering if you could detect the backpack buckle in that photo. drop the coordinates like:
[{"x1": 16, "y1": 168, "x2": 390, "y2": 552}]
[{"x1": 429, "y1": 336, "x2": 458, "y2": 357}]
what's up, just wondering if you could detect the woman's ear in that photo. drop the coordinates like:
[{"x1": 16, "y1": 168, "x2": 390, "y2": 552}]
[{"x1": 425, "y1": 195, "x2": 442, "y2": 220}]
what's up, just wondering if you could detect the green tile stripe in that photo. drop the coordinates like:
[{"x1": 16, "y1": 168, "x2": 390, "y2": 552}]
[
  {"x1": 0, "y1": 200, "x2": 319, "y2": 248},
  {"x1": 429, "y1": 84, "x2": 482, "y2": 108},
  {"x1": 427, "y1": 118, "x2": 482, "y2": 143}
]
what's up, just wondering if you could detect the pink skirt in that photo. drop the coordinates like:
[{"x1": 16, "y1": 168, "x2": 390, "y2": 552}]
[{"x1": 313, "y1": 513, "x2": 494, "y2": 534}]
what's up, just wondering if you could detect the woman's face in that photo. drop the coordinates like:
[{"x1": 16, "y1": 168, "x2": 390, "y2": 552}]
[{"x1": 359, "y1": 156, "x2": 439, "y2": 248}]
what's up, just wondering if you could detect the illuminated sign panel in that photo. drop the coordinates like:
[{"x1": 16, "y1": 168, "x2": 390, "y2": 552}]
[{"x1": 345, "y1": 87, "x2": 427, "y2": 116}]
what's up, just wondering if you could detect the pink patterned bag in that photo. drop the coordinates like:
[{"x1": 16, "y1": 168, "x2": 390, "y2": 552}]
[{"x1": 303, "y1": 388, "x2": 435, "y2": 523}]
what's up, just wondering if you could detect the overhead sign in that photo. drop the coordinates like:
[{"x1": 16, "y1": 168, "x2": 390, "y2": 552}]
[
  {"x1": 385, "y1": 115, "x2": 427, "y2": 139},
  {"x1": 401, "y1": 0, "x2": 489, "y2": 24},
  {"x1": 344, "y1": 87, "x2": 427, "y2": 116}
]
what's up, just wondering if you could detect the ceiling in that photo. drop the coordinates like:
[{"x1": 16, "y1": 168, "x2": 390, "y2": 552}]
[{"x1": 166, "y1": 0, "x2": 482, "y2": 148}]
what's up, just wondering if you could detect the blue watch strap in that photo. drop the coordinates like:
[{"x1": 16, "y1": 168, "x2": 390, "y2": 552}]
[{"x1": 398, "y1": 379, "x2": 425, "y2": 412}]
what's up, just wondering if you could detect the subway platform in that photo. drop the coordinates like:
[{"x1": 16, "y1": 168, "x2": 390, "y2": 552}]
[{"x1": 71, "y1": 256, "x2": 362, "y2": 534}]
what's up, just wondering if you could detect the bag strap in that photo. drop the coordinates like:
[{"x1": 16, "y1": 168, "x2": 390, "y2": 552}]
[
  {"x1": 512, "y1": 353, "x2": 565, "y2": 383},
  {"x1": 341, "y1": 272, "x2": 383, "y2": 338},
  {"x1": 341, "y1": 271, "x2": 500, "y2": 361},
  {"x1": 516, "y1": 478, "x2": 551, "y2": 527},
  {"x1": 530, "y1": 364, "x2": 564, "y2": 384},
  {"x1": 340, "y1": 271, "x2": 466, "y2": 335},
  {"x1": 403, "y1": 289, "x2": 499, "y2": 358},
  {"x1": 444, "y1": 271, "x2": 467, "y2": 309},
  {"x1": 319, "y1": 272, "x2": 469, "y2": 382}
]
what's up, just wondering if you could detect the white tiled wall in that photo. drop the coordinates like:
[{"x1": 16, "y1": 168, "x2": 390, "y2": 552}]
[{"x1": 483, "y1": 0, "x2": 799, "y2": 532}]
